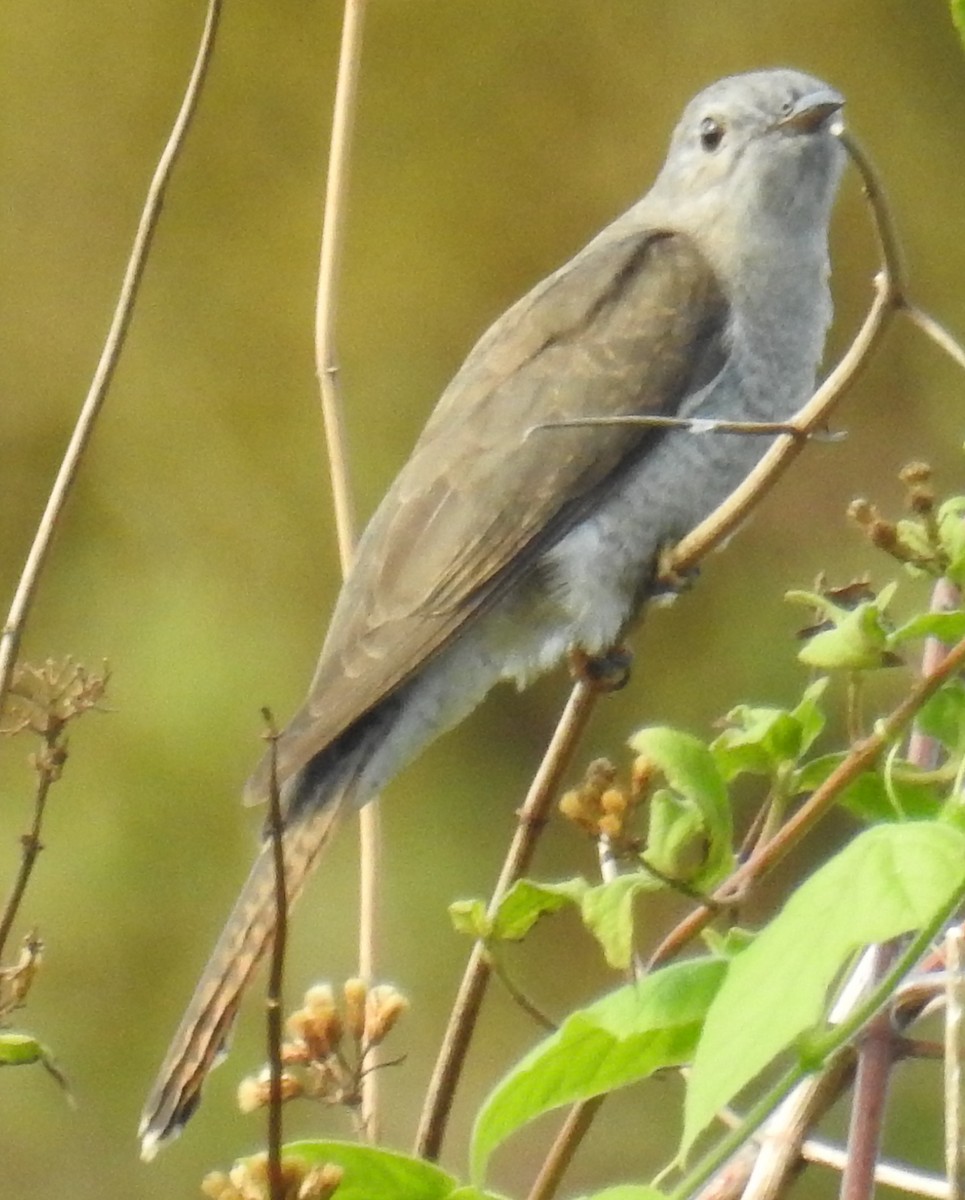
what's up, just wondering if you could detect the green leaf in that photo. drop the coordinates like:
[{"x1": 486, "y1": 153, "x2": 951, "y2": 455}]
[
  {"x1": 791, "y1": 751, "x2": 844, "y2": 794},
  {"x1": 791, "y1": 679, "x2": 829, "y2": 753},
  {"x1": 284, "y1": 1141, "x2": 457, "y2": 1200},
  {"x1": 643, "y1": 790, "x2": 713, "y2": 884},
  {"x1": 0, "y1": 1032, "x2": 45, "y2": 1065},
  {"x1": 712, "y1": 707, "x2": 803, "y2": 779},
  {"x1": 449, "y1": 1190, "x2": 511, "y2": 1200},
  {"x1": 0, "y1": 1032, "x2": 71, "y2": 1099},
  {"x1": 471, "y1": 958, "x2": 726, "y2": 1183},
  {"x1": 891, "y1": 611, "x2": 965, "y2": 647},
  {"x1": 682, "y1": 822, "x2": 965, "y2": 1153},
  {"x1": 793, "y1": 754, "x2": 941, "y2": 823},
  {"x1": 450, "y1": 899, "x2": 491, "y2": 938},
  {"x1": 835, "y1": 770, "x2": 941, "y2": 823},
  {"x1": 573, "y1": 1189, "x2": 667, "y2": 1200},
  {"x1": 917, "y1": 680, "x2": 965, "y2": 751},
  {"x1": 701, "y1": 926, "x2": 756, "y2": 958},
  {"x1": 939, "y1": 497, "x2": 965, "y2": 584},
  {"x1": 629, "y1": 727, "x2": 732, "y2": 883},
  {"x1": 895, "y1": 517, "x2": 938, "y2": 567},
  {"x1": 797, "y1": 602, "x2": 894, "y2": 670},
  {"x1": 580, "y1": 874, "x2": 658, "y2": 969},
  {"x1": 491, "y1": 878, "x2": 587, "y2": 940}
]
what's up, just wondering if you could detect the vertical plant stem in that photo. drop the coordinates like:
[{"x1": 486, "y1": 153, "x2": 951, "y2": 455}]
[
  {"x1": 526, "y1": 1097, "x2": 606, "y2": 1200},
  {"x1": 0, "y1": 0, "x2": 223, "y2": 716},
  {"x1": 263, "y1": 710, "x2": 288, "y2": 1200},
  {"x1": 315, "y1": 0, "x2": 365, "y2": 571},
  {"x1": 313, "y1": 0, "x2": 377, "y2": 1137},
  {"x1": 415, "y1": 681, "x2": 598, "y2": 1161},
  {"x1": 838, "y1": 943, "x2": 900, "y2": 1200},
  {"x1": 0, "y1": 753, "x2": 58, "y2": 961},
  {"x1": 946, "y1": 922, "x2": 965, "y2": 1199}
]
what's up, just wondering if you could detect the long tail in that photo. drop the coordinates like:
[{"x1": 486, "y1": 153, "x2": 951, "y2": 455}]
[{"x1": 138, "y1": 791, "x2": 346, "y2": 1160}]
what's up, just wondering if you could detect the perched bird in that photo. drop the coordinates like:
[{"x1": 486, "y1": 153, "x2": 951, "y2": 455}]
[{"x1": 140, "y1": 68, "x2": 846, "y2": 1155}]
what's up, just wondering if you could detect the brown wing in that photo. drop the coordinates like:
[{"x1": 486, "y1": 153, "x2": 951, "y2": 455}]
[{"x1": 248, "y1": 226, "x2": 728, "y2": 797}]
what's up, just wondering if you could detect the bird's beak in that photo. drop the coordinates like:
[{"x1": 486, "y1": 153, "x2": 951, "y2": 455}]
[{"x1": 775, "y1": 89, "x2": 844, "y2": 135}]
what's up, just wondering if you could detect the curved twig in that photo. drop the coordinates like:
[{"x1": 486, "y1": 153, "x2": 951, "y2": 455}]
[{"x1": 0, "y1": 0, "x2": 223, "y2": 716}]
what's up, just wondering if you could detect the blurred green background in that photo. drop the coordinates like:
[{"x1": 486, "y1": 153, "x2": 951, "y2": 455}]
[{"x1": 2, "y1": 2, "x2": 965, "y2": 1197}]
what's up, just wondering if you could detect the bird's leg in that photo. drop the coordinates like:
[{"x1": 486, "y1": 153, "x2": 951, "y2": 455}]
[
  {"x1": 653, "y1": 542, "x2": 701, "y2": 599},
  {"x1": 568, "y1": 644, "x2": 633, "y2": 691}
]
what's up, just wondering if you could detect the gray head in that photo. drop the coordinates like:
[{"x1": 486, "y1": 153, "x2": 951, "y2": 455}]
[{"x1": 645, "y1": 69, "x2": 846, "y2": 261}]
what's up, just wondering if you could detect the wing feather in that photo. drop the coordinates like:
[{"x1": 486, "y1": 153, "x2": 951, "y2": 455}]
[{"x1": 248, "y1": 227, "x2": 728, "y2": 796}]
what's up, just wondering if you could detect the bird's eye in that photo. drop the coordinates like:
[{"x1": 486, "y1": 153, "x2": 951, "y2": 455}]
[
  {"x1": 699, "y1": 116, "x2": 725, "y2": 151},
  {"x1": 780, "y1": 98, "x2": 795, "y2": 118}
]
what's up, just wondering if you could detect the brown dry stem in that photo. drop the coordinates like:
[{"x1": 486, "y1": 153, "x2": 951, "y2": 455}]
[{"x1": 0, "y1": 0, "x2": 223, "y2": 716}]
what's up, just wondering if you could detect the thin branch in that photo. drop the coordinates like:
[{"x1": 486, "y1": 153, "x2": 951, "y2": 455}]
[
  {"x1": 649, "y1": 619, "x2": 965, "y2": 969},
  {"x1": 726, "y1": 1054, "x2": 857, "y2": 1200},
  {"x1": 696, "y1": 521, "x2": 965, "y2": 1200},
  {"x1": 518, "y1": 122, "x2": 965, "y2": 1200},
  {"x1": 261, "y1": 709, "x2": 287, "y2": 1200},
  {"x1": 907, "y1": 578, "x2": 961, "y2": 769},
  {"x1": 528, "y1": 415, "x2": 839, "y2": 439},
  {"x1": 526, "y1": 1097, "x2": 606, "y2": 1200},
  {"x1": 487, "y1": 949, "x2": 557, "y2": 1033},
  {"x1": 805, "y1": 1141, "x2": 949, "y2": 1200},
  {"x1": 0, "y1": 747, "x2": 60, "y2": 961},
  {"x1": 314, "y1": 0, "x2": 364, "y2": 569},
  {"x1": 904, "y1": 303, "x2": 965, "y2": 374},
  {"x1": 414, "y1": 681, "x2": 599, "y2": 1161},
  {"x1": 946, "y1": 928, "x2": 965, "y2": 1200},
  {"x1": 525, "y1": 832, "x2": 637, "y2": 1200},
  {"x1": 839, "y1": 944, "x2": 900, "y2": 1200},
  {"x1": 313, "y1": 0, "x2": 378, "y2": 1139},
  {"x1": 669, "y1": 884, "x2": 965, "y2": 1200},
  {"x1": 0, "y1": 0, "x2": 223, "y2": 717},
  {"x1": 667, "y1": 126, "x2": 905, "y2": 582}
]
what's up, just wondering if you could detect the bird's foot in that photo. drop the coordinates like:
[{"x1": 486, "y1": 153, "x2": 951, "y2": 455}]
[
  {"x1": 569, "y1": 644, "x2": 633, "y2": 692},
  {"x1": 653, "y1": 545, "x2": 700, "y2": 600}
]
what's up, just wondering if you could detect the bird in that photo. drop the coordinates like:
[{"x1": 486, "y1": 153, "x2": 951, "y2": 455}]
[{"x1": 140, "y1": 68, "x2": 847, "y2": 1156}]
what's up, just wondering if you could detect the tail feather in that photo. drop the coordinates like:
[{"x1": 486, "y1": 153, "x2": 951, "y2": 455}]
[{"x1": 139, "y1": 794, "x2": 346, "y2": 1159}]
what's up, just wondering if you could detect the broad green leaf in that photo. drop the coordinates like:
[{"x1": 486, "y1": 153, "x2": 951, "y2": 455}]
[
  {"x1": 574, "y1": 1188, "x2": 666, "y2": 1200},
  {"x1": 833, "y1": 770, "x2": 941, "y2": 824},
  {"x1": 792, "y1": 755, "x2": 940, "y2": 823},
  {"x1": 712, "y1": 680, "x2": 833, "y2": 780},
  {"x1": 450, "y1": 1189, "x2": 510, "y2": 1200},
  {"x1": 471, "y1": 958, "x2": 726, "y2": 1182},
  {"x1": 284, "y1": 1141, "x2": 456, "y2": 1200},
  {"x1": 629, "y1": 727, "x2": 732, "y2": 882},
  {"x1": 891, "y1": 611, "x2": 965, "y2": 647},
  {"x1": 580, "y1": 874, "x2": 658, "y2": 969},
  {"x1": 917, "y1": 680, "x2": 965, "y2": 751},
  {"x1": 682, "y1": 822, "x2": 965, "y2": 1153},
  {"x1": 491, "y1": 878, "x2": 587, "y2": 940}
]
